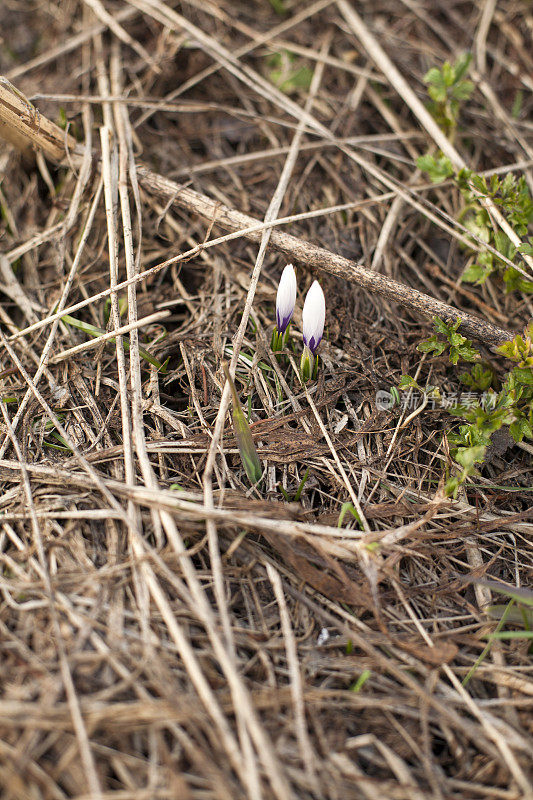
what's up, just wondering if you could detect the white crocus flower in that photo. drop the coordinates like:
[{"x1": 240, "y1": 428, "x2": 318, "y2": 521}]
[
  {"x1": 276, "y1": 263, "x2": 297, "y2": 334},
  {"x1": 302, "y1": 280, "x2": 325, "y2": 354}
]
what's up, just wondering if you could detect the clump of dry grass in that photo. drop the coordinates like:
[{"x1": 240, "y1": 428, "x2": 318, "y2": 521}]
[{"x1": 0, "y1": 1, "x2": 532, "y2": 798}]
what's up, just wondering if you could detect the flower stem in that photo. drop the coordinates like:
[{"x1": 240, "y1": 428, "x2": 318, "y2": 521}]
[{"x1": 300, "y1": 345, "x2": 316, "y2": 382}]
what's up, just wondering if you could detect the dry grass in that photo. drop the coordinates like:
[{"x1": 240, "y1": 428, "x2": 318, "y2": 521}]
[{"x1": 0, "y1": 1, "x2": 532, "y2": 798}]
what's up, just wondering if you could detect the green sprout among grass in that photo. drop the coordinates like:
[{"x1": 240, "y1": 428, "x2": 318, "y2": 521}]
[
  {"x1": 61, "y1": 313, "x2": 168, "y2": 372},
  {"x1": 223, "y1": 362, "x2": 262, "y2": 487},
  {"x1": 423, "y1": 52, "x2": 474, "y2": 137},
  {"x1": 266, "y1": 50, "x2": 313, "y2": 95},
  {"x1": 463, "y1": 580, "x2": 533, "y2": 686}
]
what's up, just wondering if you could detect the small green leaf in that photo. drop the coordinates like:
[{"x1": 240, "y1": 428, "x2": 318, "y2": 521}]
[
  {"x1": 462, "y1": 261, "x2": 490, "y2": 284},
  {"x1": 445, "y1": 475, "x2": 460, "y2": 497},
  {"x1": 513, "y1": 367, "x2": 533, "y2": 385},
  {"x1": 449, "y1": 332, "x2": 467, "y2": 347},
  {"x1": 518, "y1": 242, "x2": 533, "y2": 257},
  {"x1": 455, "y1": 445, "x2": 486, "y2": 469},
  {"x1": 471, "y1": 174, "x2": 487, "y2": 192},
  {"x1": 509, "y1": 418, "x2": 532, "y2": 442},
  {"x1": 417, "y1": 337, "x2": 447, "y2": 356},
  {"x1": 460, "y1": 363, "x2": 493, "y2": 390},
  {"x1": 417, "y1": 153, "x2": 454, "y2": 183},
  {"x1": 398, "y1": 375, "x2": 418, "y2": 389},
  {"x1": 453, "y1": 52, "x2": 473, "y2": 82},
  {"x1": 442, "y1": 61, "x2": 454, "y2": 87},
  {"x1": 450, "y1": 343, "x2": 479, "y2": 364},
  {"x1": 423, "y1": 67, "x2": 444, "y2": 86},
  {"x1": 452, "y1": 79, "x2": 474, "y2": 100},
  {"x1": 433, "y1": 316, "x2": 455, "y2": 335}
]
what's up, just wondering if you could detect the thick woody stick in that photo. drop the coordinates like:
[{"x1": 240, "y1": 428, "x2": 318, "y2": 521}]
[
  {"x1": 0, "y1": 79, "x2": 79, "y2": 163},
  {"x1": 137, "y1": 166, "x2": 514, "y2": 348}
]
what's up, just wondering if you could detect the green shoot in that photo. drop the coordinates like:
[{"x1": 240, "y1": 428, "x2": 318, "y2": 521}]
[
  {"x1": 294, "y1": 467, "x2": 310, "y2": 502},
  {"x1": 349, "y1": 670, "x2": 371, "y2": 693},
  {"x1": 423, "y1": 53, "x2": 474, "y2": 135},
  {"x1": 61, "y1": 314, "x2": 167, "y2": 372},
  {"x1": 271, "y1": 323, "x2": 292, "y2": 354},
  {"x1": 278, "y1": 467, "x2": 310, "y2": 502},
  {"x1": 266, "y1": 51, "x2": 313, "y2": 94},
  {"x1": 222, "y1": 362, "x2": 263, "y2": 487},
  {"x1": 300, "y1": 345, "x2": 318, "y2": 382},
  {"x1": 337, "y1": 502, "x2": 363, "y2": 529},
  {"x1": 462, "y1": 600, "x2": 515, "y2": 686},
  {"x1": 267, "y1": 0, "x2": 287, "y2": 14}
]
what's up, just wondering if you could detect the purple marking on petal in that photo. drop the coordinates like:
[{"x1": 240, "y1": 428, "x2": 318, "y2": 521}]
[
  {"x1": 304, "y1": 333, "x2": 322, "y2": 354},
  {"x1": 302, "y1": 281, "x2": 325, "y2": 355},
  {"x1": 276, "y1": 264, "x2": 297, "y2": 334},
  {"x1": 277, "y1": 311, "x2": 292, "y2": 334}
]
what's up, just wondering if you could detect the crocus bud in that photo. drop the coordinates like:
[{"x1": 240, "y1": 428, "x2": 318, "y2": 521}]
[
  {"x1": 276, "y1": 264, "x2": 297, "y2": 334},
  {"x1": 302, "y1": 281, "x2": 325, "y2": 354}
]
